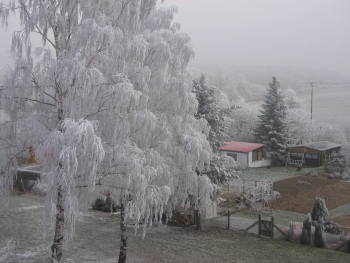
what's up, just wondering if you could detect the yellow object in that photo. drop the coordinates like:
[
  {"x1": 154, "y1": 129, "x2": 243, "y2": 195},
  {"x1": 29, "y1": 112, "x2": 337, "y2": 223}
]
[{"x1": 30, "y1": 149, "x2": 37, "y2": 163}]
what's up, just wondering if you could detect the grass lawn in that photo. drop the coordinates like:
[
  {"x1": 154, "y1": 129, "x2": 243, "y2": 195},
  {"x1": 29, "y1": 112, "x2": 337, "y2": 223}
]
[
  {"x1": 237, "y1": 165, "x2": 323, "y2": 182},
  {"x1": 1, "y1": 193, "x2": 350, "y2": 263}
]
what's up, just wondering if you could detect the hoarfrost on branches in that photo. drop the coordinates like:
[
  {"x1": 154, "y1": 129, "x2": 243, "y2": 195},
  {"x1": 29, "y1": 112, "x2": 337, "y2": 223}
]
[
  {"x1": 0, "y1": 1, "x2": 215, "y2": 261},
  {"x1": 193, "y1": 74, "x2": 238, "y2": 184},
  {"x1": 283, "y1": 88, "x2": 311, "y2": 144}
]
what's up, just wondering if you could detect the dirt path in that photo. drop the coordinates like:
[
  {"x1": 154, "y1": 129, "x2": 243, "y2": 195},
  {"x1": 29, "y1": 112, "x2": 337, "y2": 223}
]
[{"x1": 1, "y1": 193, "x2": 350, "y2": 262}]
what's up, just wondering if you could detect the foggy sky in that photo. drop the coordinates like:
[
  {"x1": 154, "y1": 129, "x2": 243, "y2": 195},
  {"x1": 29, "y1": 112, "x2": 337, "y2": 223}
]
[
  {"x1": 159, "y1": 0, "x2": 350, "y2": 77},
  {"x1": 1, "y1": 0, "x2": 349, "y2": 77}
]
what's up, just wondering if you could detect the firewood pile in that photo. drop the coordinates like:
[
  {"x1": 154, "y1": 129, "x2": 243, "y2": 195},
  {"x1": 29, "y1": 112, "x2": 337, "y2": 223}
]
[{"x1": 168, "y1": 212, "x2": 192, "y2": 226}]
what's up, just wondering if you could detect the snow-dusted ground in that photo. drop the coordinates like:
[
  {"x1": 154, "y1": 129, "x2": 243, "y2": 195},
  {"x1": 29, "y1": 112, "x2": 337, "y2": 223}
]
[{"x1": 1, "y1": 193, "x2": 349, "y2": 263}]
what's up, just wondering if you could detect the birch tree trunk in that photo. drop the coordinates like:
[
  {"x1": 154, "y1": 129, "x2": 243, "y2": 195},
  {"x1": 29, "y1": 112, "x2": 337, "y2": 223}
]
[
  {"x1": 51, "y1": 105, "x2": 64, "y2": 263},
  {"x1": 118, "y1": 202, "x2": 127, "y2": 263},
  {"x1": 51, "y1": 187, "x2": 64, "y2": 262}
]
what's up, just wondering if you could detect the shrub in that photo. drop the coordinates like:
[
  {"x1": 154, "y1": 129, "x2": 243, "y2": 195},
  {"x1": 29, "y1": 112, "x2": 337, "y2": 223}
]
[
  {"x1": 311, "y1": 197, "x2": 329, "y2": 222},
  {"x1": 300, "y1": 214, "x2": 312, "y2": 245},
  {"x1": 31, "y1": 180, "x2": 48, "y2": 196},
  {"x1": 92, "y1": 196, "x2": 117, "y2": 212},
  {"x1": 314, "y1": 217, "x2": 326, "y2": 248},
  {"x1": 324, "y1": 152, "x2": 347, "y2": 174}
]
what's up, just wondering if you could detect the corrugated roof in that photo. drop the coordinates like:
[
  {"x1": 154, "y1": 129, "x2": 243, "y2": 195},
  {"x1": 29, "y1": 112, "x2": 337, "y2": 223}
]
[
  {"x1": 290, "y1": 141, "x2": 341, "y2": 151},
  {"x1": 219, "y1": 141, "x2": 265, "y2": 153}
]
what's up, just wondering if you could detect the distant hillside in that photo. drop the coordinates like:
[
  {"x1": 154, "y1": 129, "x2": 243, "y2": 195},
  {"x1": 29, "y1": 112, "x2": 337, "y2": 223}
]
[{"x1": 188, "y1": 63, "x2": 350, "y2": 102}]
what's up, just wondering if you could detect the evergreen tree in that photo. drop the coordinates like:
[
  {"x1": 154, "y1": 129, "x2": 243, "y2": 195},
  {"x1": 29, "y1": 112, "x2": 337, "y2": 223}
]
[
  {"x1": 254, "y1": 76, "x2": 288, "y2": 164},
  {"x1": 193, "y1": 74, "x2": 227, "y2": 150},
  {"x1": 193, "y1": 74, "x2": 237, "y2": 184}
]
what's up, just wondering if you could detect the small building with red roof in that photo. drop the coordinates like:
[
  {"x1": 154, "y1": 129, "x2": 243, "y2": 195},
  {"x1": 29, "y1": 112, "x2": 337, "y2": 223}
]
[{"x1": 219, "y1": 141, "x2": 271, "y2": 169}]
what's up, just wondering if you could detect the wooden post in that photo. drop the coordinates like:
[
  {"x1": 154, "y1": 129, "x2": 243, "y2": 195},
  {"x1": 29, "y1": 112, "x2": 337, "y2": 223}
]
[
  {"x1": 18, "y1": 174, "x2": 25, "y2": 192},
  {"x1": 228, "y1": 209, "x2": 230, "y2": 230},
  {"x1": 258, "y1": 214, "x2": 261, "y2": 236},
  {"x1": 271, "y1": 216, "x2": 274, "y2": 239}
]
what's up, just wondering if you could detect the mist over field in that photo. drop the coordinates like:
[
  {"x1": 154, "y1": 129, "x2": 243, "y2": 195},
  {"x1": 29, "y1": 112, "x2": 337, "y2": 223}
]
[
  {"x1": 187, "y1": 63, "x2": 350, "y2": 124},
  {"x1": 298, "y1": 87, "x2": 350, "y2": 125},
  {"x1": 1, "y1": 1, "x2": 350, "y2": 262}
]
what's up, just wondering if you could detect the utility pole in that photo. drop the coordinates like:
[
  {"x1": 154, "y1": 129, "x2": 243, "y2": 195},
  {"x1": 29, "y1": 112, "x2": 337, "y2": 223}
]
[{"x1": 310, "y1": 82, "x2": 314, "y2": 120}]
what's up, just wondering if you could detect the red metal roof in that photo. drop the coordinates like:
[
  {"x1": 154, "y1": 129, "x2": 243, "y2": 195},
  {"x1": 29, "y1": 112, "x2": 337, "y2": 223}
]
[{"x1": 219, "y1": 141, "x2": 265, "y2": 153}]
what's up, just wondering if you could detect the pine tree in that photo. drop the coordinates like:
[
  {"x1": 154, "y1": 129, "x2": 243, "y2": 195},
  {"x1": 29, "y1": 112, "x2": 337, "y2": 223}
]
[{"x1": 254, "y1": 76, "x2": 288, "y2": 164}]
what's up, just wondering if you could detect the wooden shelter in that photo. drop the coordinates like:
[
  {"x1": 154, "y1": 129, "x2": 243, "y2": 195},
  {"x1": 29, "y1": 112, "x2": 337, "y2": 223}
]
[{"x1": 286, "y1": 141, "x2": 341, "y2": 167}]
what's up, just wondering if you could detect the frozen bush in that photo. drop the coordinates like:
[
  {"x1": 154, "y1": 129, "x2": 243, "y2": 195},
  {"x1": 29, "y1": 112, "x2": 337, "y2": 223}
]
[
  {"x1": 31, "y1": 180, "x2": 48, "y2": 196},
  {"x1": 92, "y1": 196, "x2": 117, "y2": 213},
  {"x1": 301, "y1": 214, "x2": 312, "y2": 245},
  {"x1": 314, "y1": 217, "x2": 326, "y2": 248},
  {"x1": 342, "y1": 173, "x2": 350, "y2": 180},
  {"x1": 311, "y1": 198, "x2": 329, "y2": 222}
]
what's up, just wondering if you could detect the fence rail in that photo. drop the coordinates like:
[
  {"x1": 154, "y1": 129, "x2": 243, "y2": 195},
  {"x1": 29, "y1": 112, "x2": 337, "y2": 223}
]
[
  {"x1": 201, "y1": 213, "x2": 350, "y2": 253},
  {"x1": 227, "y1": 178, "x2": 262, "y2": 195}
]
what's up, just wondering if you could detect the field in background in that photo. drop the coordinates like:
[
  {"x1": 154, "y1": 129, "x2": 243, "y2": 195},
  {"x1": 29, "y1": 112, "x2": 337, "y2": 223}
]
[
  {"x1": 235, "y1": 166, "x2": 322, "y2": 182},
  {"x1": 298, "y1": 87, "x2": 350, "y2": 125}
]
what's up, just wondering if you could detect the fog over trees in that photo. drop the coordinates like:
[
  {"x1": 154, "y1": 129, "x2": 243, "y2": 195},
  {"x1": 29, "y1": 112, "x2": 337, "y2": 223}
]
[{"x1": 1, "y1": 1, "x2": 350, "y2": 262}]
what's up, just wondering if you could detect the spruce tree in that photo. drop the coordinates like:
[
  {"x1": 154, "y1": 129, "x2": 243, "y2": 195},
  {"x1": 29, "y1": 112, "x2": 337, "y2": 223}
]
[{"x1": 255, "y1": 76, "x2": 288, "y2": 164}]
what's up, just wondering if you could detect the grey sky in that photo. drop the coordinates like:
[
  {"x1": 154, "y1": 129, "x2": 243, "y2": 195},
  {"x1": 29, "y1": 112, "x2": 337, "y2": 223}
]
[
  {"x1": 159, "y1": 0, "x2": 350, "y2": 77},
  {"x1": 1, "y1": 1, "x2": 349, "y2": 77}
]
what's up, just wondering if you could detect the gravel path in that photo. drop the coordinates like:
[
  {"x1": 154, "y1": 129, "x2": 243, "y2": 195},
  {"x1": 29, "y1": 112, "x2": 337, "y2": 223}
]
[{"x1": 1, "y1": 193, "x2": 350, "y2": 263}]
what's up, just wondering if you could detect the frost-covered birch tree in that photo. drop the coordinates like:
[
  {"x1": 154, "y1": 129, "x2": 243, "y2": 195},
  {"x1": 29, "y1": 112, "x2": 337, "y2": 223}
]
[
  {"x1": 228, "y1": 98, "x2": 259, "y2": 142},
  {"x1": 94, "y1": 4, "x2": 215, "y2": 260},
  {"x1": 0, "y1": 1, "x2": 123, "y2": 261},
  {"x1": 283, "y1": 88, "x2": 311, "y2": 144},
  {"x1": 0, "y1": 1, "x2": 215, "y2": 262}
]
